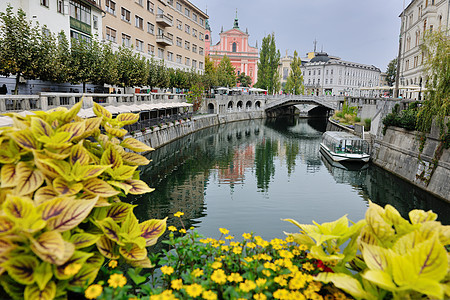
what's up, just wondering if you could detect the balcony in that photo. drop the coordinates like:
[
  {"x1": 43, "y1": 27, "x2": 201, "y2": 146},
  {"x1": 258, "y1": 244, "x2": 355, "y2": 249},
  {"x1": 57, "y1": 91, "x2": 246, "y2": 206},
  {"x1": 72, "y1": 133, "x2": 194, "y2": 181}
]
[
  {"x1": 156, "y1": 34, "x2": 173, "y2": 46},
  {"x1": 423, "y1": 5, "x2": 437, "y2": 15},
  {"x1": 156, "y1": 13, "x2": 173, "y2": 27}
]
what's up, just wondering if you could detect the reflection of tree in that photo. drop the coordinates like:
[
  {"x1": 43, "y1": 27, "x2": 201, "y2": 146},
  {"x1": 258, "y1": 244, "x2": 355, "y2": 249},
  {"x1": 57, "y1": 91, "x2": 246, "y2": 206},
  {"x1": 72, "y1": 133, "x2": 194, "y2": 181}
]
[
  {"x1": 255, "y1": 138, "x2": 278, "y2": 191},
  {"x1": 284, "y1": 141, "x2": 299, "y2": 176}
]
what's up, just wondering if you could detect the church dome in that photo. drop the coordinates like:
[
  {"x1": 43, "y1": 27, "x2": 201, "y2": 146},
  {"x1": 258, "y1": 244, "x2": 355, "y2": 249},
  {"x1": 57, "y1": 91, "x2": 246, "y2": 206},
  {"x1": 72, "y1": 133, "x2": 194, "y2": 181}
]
[{"x1": 310, "y1": 52, "x2": 331, "y2": 63}]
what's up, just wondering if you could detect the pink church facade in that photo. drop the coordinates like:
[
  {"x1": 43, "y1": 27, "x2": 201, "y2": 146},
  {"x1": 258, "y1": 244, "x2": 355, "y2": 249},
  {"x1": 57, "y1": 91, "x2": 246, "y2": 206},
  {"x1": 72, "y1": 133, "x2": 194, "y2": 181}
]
[{"x1": 205, "y1": 17, "x2": 258, "y2": 87}]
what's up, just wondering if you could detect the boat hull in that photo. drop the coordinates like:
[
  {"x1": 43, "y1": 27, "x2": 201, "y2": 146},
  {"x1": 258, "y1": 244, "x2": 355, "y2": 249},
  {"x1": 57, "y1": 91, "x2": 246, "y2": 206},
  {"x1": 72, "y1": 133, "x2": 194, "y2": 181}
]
[{"x1": 320, "y1": 143, "x2": 370, "y2": 163}]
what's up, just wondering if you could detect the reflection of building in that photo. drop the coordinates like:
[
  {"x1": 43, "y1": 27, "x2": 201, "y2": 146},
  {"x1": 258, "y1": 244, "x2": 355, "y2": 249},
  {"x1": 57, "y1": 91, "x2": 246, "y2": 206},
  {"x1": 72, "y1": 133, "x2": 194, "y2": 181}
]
[
  {"x1": 168, "y1": 173, "x2": 206, "y2": 219},
  {"x1": 0, "y1": 0, "x2": 103, "y2": 42},
  {"x1": 101, "y1": 0, "x2": 208, "y2": 73},
  {"x1": 218, "y1": 145, "x2": 255, "y2": 184},
  {"x1": 205, "y1": 13, "x2": 259, "y2": 86},
  {"x1": 398, "y1": 0, "x2": 449, "y2": 99}
]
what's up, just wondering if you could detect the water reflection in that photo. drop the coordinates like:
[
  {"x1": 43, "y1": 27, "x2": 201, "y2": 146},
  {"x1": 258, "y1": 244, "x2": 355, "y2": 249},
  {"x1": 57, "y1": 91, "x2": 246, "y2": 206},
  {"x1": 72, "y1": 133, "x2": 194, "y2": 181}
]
[{"x1": 130, "y1": 117, "x2": 449, "y2": 242}]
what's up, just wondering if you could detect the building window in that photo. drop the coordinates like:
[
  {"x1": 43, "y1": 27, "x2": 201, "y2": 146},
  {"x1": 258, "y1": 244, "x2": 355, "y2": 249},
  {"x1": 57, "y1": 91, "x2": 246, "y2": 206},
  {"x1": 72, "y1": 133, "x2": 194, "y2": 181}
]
[
  {"x1": 199, "y1": 61, "x2": 204, "y2": 69},
  {"x1": 200, "y1": 18, "x2": 204, "y2": 26},
  {"x1": 147, "y1": 22, "x2": 154, "y2": 34},
  {"x1": 41, "y1": 0, "x2": 49, "y2": 7},
  {"x1": 192, "y1": 60, "x2": 197, "y2": 68},
  {"x1": 318, "y1": 70, "x2": 321, "y2": 75},
  {"x1": 176, "y1": 37, "x2": 182, "y2": 47},
  {"x1": 158, "y1": 48, "x2": 164, "y2": 59},
  {"x1": 122, "y1": 33, "x2": 131, "y2": 47},
  {"x1": 136, "y1": 0, "x2": 143, "y2": 6},
  {"x1": 70, "y1": 0, "x2": 91, "y2": 25},
  {"x1": 176, "y1": 2, "x2": 182, "y2": 11},
  {"x1": 136, "y1": 39, "x2": 143, "y2": 52},
  {"x1": 167, "y1": 51, "x2": 173, "y2": 61},
  {"x1": 185, "y1": 8, "x2": 190, "y2": 17},
  {"x1": 57, "y1": 0, "x2": 64, "y2": 14},
  {"x1": 192, "y1": 44, "x2": 197, "y2": 53},
  {"x1": 192, "y1": 29, "x2": 197, "y2": 37},
  {"x1": 185, "y1": 41, "x2": 190, "y2": 50},
  {"x1": 148, "y1": 44, "x2": 154, "y2": 55},
  {"x1": 185, "y1": 24, "x2": 190, "y2": 34},
  {"x1": 93, "y1": 15, "x2": 98, "y2": 29},
  {"x1": 147, "y1": 1, "x2": 154, "y2": 13},
  {"x1": 176, "y1": 19, "x2": 182, "y2": 30},
  {"x1": 106, "y1": 0, "x2": 116, "y2": 15},
  {"x1": 331, "y1": 69, "x2": 333, "y2": 75},
  {"x1": 185, "y1": 57, "x2": 190, "y2": 66},
  {"x1": 330, "y1": 79, "x2": 333, "y2": 84},
  {"x1": 199, "y1": 47, "x2": 204, "y2": 55},
  {"x1": 176, "y1": 55, "x2": 182, "y2": 63},
  {"x1": 121, "y1": 8, "x2": 131, "y2": 23},
  {"x1": 167, "y1": 0, "x2": 173, "y2": 6},
  {"x1": 135, "y1": 15, "x2": 143, "y2": 29},
  {"x1": 106, "y1": 26, "x2": 116, "y2": 42},
  {"x1": 199, "y1": 32, "x2": 204, "y2": 41},
  {"x1": 325, "y1": 79, "x2": 328, "y2": 84},
  {"x1": 232, "y1": 42, "x2": 237, "y2": 52},
  {"x1": 205, "y1": 34, "x2": 209, "y2": 41},
  {"x1": 192, "y1": 13, "x2": 197, "y2": 22}
]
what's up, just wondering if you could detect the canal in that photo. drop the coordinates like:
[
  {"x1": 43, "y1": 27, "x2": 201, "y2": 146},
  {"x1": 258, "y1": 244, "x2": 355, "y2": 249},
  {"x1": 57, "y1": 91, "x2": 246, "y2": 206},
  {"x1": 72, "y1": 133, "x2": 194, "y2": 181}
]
[{"x1": 130, "y1": 117, "x2": 450, "y2": 241}]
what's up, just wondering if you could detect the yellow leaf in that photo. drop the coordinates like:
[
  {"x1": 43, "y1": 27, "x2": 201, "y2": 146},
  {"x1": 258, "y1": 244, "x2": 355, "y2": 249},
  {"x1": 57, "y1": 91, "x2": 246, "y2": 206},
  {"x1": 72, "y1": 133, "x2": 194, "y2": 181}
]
[
  {"x1": 70, "y1": 141, "x2": 90, "y2": 166},
  {"x1": 42, "y1": 148, "x2": 71, "y2": 160},
  {"x1": 81, "y1": 117, "x2": 102, "y2": 138},
  {"x1": 409, "y1": 209, "x2": 438, "y2": 224},
  {"x1": 361, "y1": 270, "x2": 398, "y2": 291},
  {"x1": 54, "y1": 250, "x2": 93, "y2": 280},
  {"x1": 96, "y1": 218, "x2": 122, "y2": 244},
  {"x1": 33, "y1": 262, "x2": 53, "y2": 291},
  {"x1": 68, "y1": 261, "x2": 102, "y2": 288},
  {"x1": 140, "y1": 218, "x2": 167, "y2": 247},
  {"x1": 3, "y1": 195, "x2": 34, "y2": 220},
  {"x1": 310, "y1": 245, "x2": 345, "y2": 262},
  {"x1": 107, "y1": 165, "x2": 137, "y2": 181},
  {"x1": 30, "y1": 118, "x2": 53, "y2": 138},
  {"x1": 15, "y1": 162, "x2": 44, "y2": 196},
  {"x1": 0, "y1": 217, "x2": 15, "y2": 236},
  {"x1": 101, "y1": 145, "x2": 123, "y2": 169},
  {"x1": 83, "y1": 178, "x2": 120, "y2": 197},
  {"x1": 47, "y1": 198, "x2": 97, "y2": 232},
  {"x1": 30, "y1": 231, "x2": 65, "y2": 264},
  {"x1": 316, "y1": 272, "x2": 375, "y2": 300},
  {"x1": 119, "y1": 244, "x2": 147, "y2": 261},
  {"x1": 62, "y1": 100, "x2": 82, "y2": 123},
  {"x1": 117, "y1": 113, "x2": 140, "y2": 125},
  {"x1": 40, "y1": 159, "x2": 72, "y2": 182},
  {"x1": 59, "y1": 121, "x2": 85, "y2": 141},
  {"x1": 361, "y1": 242, "x2": 393, "y2": 273},
  {"x1": 53, "y1": 177, "x2": 83, "y2": 196},
  {"x1": 365, "y1": 202, "x2": 395, "y2": 242},
  {"x1": 10, "y1": 129, "x2": 37, "y2": 150},
  {"x1": 5, "y1": 255, "x2": 38, "y2": 285},
  {"x1": 93, "y1": 102, "x2": 112, "y2": 119},
  {"x1": 125, "y1": 179, "x2": 154, "y2": 195},
  {"x1": 70, "y1": 233, "x2": 101, "y2": 249},
  {"x1": 121, "y1": 138, "x2": 154, "y2": 152},
  {"x1": 107, "y1": 203, "x2": 136, "y2": 223},
  {"x1": 71, "y1": 163, "x2": 111, "y2": 181},
  {"x1": 96, "y1": 236, "x2": 119, "y2": 259},
  {"x1": 127, "y1": 257, "x2": 154, "y2": 268},
  {"x1": 1, "y1": 164, "x2": 18, "y2": 188},
  {"x1": 104, "y1": 124, "x2": 127, "y2": 138},
  {"x1": 24, "y1": 281, "x2": 56, "y2": 300},
  {"x1": 122, "y1": 152, "x2": 150, "y2": 166},
  {"x1": 34, "y1": 186, "x2": 59, "y2": 205}
]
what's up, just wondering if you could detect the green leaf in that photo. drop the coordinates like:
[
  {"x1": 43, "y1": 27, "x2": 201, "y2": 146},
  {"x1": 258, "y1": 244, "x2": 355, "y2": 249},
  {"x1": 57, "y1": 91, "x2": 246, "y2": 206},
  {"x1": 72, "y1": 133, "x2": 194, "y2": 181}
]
[
  {"x1": 5, "y1": 255, "x2": 38, "y2": 285},
  {"x1": 316, "y1": 272, "x2": 376, "y2": 300},
  {"x1": 24, "y1": 282, "x2": 56, "y2": 300},
  {"x1": 33, "y1": 262, "x2": 53, "y2": 291},
  {"x1": 361, "y1": 270, "x2": 397, "y2": 291}
]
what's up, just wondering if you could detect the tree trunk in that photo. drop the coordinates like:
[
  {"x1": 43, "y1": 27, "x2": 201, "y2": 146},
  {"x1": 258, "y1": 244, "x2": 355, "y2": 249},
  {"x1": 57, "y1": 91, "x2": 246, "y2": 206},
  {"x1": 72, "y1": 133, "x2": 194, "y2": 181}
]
[
  {"x1": 83, "y1": 82, "x2": 86, "y2": 93},
  {"x1": 14, "y1": 73, "x2": 20, "y2": 95}
]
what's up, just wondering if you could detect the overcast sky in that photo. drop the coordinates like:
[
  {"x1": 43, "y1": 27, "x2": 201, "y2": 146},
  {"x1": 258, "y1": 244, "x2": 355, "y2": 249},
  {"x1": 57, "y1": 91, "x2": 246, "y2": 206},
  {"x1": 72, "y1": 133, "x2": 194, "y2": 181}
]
[{"x1": 194, "y1": 0, "x2": 405, "y2": 72}]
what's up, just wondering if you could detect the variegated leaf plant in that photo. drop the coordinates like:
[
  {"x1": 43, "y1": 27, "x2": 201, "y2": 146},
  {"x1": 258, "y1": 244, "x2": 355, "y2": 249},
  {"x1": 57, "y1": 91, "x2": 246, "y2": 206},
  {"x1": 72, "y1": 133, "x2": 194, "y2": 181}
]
[
  {"x1": 0, "y1": 102, "x2": 167, "y2": 300},
  {"x1": 284, "y1": 202, "x2": 450, "y2": 300}
]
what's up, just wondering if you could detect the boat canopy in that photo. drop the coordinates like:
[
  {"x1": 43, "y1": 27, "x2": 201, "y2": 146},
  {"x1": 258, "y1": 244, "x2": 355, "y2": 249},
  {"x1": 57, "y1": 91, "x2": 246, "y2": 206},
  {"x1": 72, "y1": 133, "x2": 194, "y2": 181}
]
[{"x1": 322, "y1": 131, "x2": 369, "y2": 155}]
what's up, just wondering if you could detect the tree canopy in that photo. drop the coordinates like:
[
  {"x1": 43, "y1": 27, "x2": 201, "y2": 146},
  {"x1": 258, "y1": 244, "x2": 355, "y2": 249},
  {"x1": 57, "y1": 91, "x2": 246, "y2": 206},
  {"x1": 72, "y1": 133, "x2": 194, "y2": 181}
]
[
  {"x1": 217, "y1": 55, "x2": 236, "y2": 87},
  {"x1": 256, "y1": 33, "x2": 280, "y2": 94},
  {"x1": 284, "y1": 51, "x2": 304, "y2": 95},
  {"x1": 386, "y1": 57, "x2": 397, "y2": 87}
]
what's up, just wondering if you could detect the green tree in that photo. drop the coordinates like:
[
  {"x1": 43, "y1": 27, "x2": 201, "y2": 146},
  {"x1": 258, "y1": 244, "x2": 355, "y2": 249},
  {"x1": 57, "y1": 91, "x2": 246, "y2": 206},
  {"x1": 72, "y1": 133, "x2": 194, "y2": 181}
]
[
  {"x1": 237, "y1": 72, "x2": 252, "y2": 87},
  {"x1": 256, "y1": 33, "x2": 280, "y2": 94},
  {"x1": 416, "y1": 31, "x2": 450, "y2": 135},
  {"x1": 0, "y1": 5, "x2": 44, "y2": 94},
  {"x1": 186, "y1": 83, "x2": 203, "y2": 112},
  {"x1": 95, "y1": 41, "x2": 118, "y2": 87},
  {"x1": 155, "y1": 60, "x2": 170, "y2": 89},
  {"x1": 202, "y1": 55, "x2": 218, "y2": 92},
  {"x1": 69, "y1": 38, "x2": 99, "y2": 92},
  {"x1": 284, "y1": 50, "x2": 304, "y2": 95},
  {"x1": 52, "y1": 32, "x2": 72, "y2": 83},
  {"x1": 217, "y1": 55, "x2": 236, "y2": 87},
  {"x1": 386, "y1": 57, "x2": 397, "y2": 87},
  {"x1": 116, "y1": 46, "x2": 148, "y2": 88}
]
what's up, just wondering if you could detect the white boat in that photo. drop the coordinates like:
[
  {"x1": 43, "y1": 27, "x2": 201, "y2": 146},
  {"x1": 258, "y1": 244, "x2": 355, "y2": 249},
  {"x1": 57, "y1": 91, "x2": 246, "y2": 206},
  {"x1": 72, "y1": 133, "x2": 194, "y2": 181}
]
[{"x1": 320, "y1": 131, "x2": 370, "y2": 163}]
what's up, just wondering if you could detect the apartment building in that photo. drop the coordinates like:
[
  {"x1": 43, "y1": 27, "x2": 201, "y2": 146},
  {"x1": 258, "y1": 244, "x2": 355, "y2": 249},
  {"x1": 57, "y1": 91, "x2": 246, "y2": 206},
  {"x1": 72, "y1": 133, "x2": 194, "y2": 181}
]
[
  {"x1": 0, "y1": 0, "x2": 103, "y2": 42},
  {"x1": 102, "y1": 0, "x2": 208, "y2": 73},
  {"x1": 398, "y1": 0, "x2": 449, "y2": 99}
]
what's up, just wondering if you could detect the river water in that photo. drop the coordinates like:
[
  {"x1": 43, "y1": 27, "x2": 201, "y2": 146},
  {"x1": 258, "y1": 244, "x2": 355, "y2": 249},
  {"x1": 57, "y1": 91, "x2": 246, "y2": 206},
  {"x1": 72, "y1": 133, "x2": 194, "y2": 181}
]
[{"x1": 130, "y1": 117, "x2": 449, "y2": 241}]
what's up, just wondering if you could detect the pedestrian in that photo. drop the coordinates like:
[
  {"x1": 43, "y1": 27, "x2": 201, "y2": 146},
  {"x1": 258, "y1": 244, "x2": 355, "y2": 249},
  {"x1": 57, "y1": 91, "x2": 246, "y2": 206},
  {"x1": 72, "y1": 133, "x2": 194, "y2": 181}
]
[{"x1": 0, "y1": 84, "x2": 7, "y2": 95}]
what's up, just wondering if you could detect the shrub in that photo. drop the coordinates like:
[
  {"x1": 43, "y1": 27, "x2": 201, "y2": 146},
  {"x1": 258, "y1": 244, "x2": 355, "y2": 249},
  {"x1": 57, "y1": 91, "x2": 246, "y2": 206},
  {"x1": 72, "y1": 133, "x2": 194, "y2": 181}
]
[
  {"x1": 364, "y1": 118, "x2": 371, "y2": 131},
  {"x1": 0, "y1": 102, "x2": 166, "y2": 299},
  {"x1": 284, "y1": 202, "x2": 450, "y2": 300},
  {"x1": 355, "y1": 116, "x2": 361, "y2": 123},
  {"x1": 382, "y1": 103, "x2": 419, "y2": 134}
]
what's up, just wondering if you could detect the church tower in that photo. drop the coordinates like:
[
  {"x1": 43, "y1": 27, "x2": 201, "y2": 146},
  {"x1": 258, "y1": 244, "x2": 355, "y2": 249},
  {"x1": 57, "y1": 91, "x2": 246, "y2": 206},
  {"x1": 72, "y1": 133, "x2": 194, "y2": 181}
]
[{"x1": 205, "y1": 18, "x2": 212, "y2": 55}]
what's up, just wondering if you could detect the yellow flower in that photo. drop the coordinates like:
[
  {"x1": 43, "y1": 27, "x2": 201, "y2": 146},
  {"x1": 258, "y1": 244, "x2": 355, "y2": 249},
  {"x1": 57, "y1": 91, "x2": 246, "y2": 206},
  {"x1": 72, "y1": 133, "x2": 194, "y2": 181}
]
[
  {"x1": 242, "y1": 233, "x2": 252, "y2": 239},
  {"x1": 274, "y1": 276, "x2": 287, "y2": 287},
  {"x1": 255, "y1": 278, "x2": 267, "y2": 287},
  {"x1": 174, "y1": 211, "x2": 184, "y2": 217},
  {"x1": 285, "y1": 236, "x2": 294, "y2": 243},
  {"x1": 85, "y1": 284, "x2": 103, "y2": 299},
  {"x1": 262, "y1": 269, "x2": 271, "y2": 277},
  {"x1": 168, "y1": 226, "x2": 177, "y2": 231},
  {"x1": 302, "y1": 262, "x2": 315, "y2": 271},
  {"x1": 298, "y1": 244, "x2": 309, "y2": 251},
  {"x1": 221, "y1": 245, "x2": 229, "y2": 252},
  {"x1": 202, "y1": 290, "x2": 217, "y2": 300},
  {"x1": 278, "y1": 250, "x2": 293, "y2": 259},
  {"x1": 171, "y1": 279, "x2": 183, "y2": 290},
  {"x1": 273, "y1": 289, "x2": 290, "y2": 300},
  {"x1": 239, "y1": 279, "x2": 256, "y2": 292},
  {"x1": 219, "y1": 228, "x2": 229, "y2": 235},
  {"x1": 108, "y1": 273, "x2": 127, "y2": 288},
  {"x1": 230, "y1": 241, "x2": 239, "y2": 247},
  {"x1": 211, "y1": 269, "x2": 227, "y2": 284},
  {"x1": 64, "y1": 263, "x2": 82, "y2": 276},
  {"x1": 191, "y1": 268, "x2": 204, "y2": 277},
  {"x1": 185, "y1": 283, "x2": 203, "y2": 298},
  {"x1": 333, "y1": 292, "x2": 346, "y2": 300},
  {"x1": 225, "y1": 235, "x2": 234, "y2": 240},
  {"x1": 161, "y1": 265, "x2": 174, "y2": 275},
  {"x1": 179, "y1": 228, "x2": 186, "y2": 234},
  {"x1": 244, "y1": 257, "x2": 254, "y2": 263},
  {"x1": 108, "y1": 260, "x2": 118, "y2": 269},
  {"x1": 253, "y1": 293, "x2": 267, "y2": 300},
  {"x1": 246, "y1": 242, "x2": 256, "y2": 249},
  {"x1": 232, "y1": 247, "x2": 242, "y2": 254},
  {"x1": 228, "y1": 272, "x2": 243, "y2": 283},
  {"x1": 211, "y1": 261, "x2": 222, "y2": 269}
]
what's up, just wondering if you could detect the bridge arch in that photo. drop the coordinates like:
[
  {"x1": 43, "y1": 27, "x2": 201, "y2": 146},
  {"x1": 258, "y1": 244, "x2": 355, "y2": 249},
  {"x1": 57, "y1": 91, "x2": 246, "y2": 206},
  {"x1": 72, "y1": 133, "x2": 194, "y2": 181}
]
[
  {"x1": 255, "y1": 101, "x2": 261, "y2": 108},
  {"x1": 227, "y1": 101, "x2": 234, "y2": 110},
  {"x1": 237, "y1": 101, "x2": 243, "y2": 110},
  {"x1": 246, "y1": 101, "x2": 252, "y2": 109},
  {"x1": 208, "y1": 103, "x2": 215, "y2": 114}
]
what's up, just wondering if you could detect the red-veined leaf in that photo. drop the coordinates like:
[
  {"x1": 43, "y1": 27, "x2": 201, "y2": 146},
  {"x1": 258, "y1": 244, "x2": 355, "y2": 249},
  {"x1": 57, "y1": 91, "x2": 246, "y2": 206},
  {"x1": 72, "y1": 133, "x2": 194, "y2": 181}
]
[
  {"x1": 107, "y1": 165, "x2": 137, "y2": 181},
  {"x1": 121, "y1": 138, "x2": 154, "y2": 152},
  {"x1": 96, "y1": 236, "x2": 119, "y2": 259},
  {"x1": 140, "y1": 218, "x2": 167, "y2": 246},
  {"x1": 0, "y1": 217, "x2": 14, "y2": 235},
  {"x1": 62, "y1": 100, "x2": 82, "y2": 122},
  {"x1": 1, "y1": 164, "x2": 17, "y2": 188},
  {"x1": 93, "y1": 103, "x2": 112, "y2": 119},
  {"x1": 83, "y1": 117, "x2": 102, "y2": 134},
  {"x1": 54, "y1": 250, "x2": 93, "y2": 280},
  {"x1": 119, "y1": 244, "x2": 147, "y2": 261},
  {"x1": 122, "y1": 152, "x2": 150, "y2": 166},
  {"x1": 34, "y1": 186, "x2": 58, "y2": 205},
  {"x1": 3, "y1": 195, "x2": 34, "y2": 220},
  {"x1": 70, "y1": 233, "x2": 100, "y2": 249},
  {"x1": 108, "y1": 181, "x2": 132, "y2": 194},
  {"x1": 4, "y1": 255, "x2": 38, "y2": 285},
  {"x1": 70, "y1": 141, "x2": 90, "y2": 166},
  {"x1": 10, "y1": 129, "x2": 37, "y2": 150},
  {"x1": 30, "y1": 231, "x2": 65, "y2": 263},
  {"x1": 24, "y1": 281, "x2": 56, "y2": 300},
  {"x1": 59, "y1": 121, "x2": 85, "y2": 141},
  {"x1": 83, "y1": 178, "x2": 120, "y2": 197},
  {"x1": 0, "y1": 238, "x2": 15, "y2": 256},
  {"x1": 42, "y1": 148, "x2": 71, "y2": 160},
  {"x1": 107, "y1": 203, "x2": 136, "y2": 223},
  {"x1": 39, "y1": 159, "x2": 72, "y2": 181},
  {"x1": 127, "y1": 257, "x2": 154, "y2": 268},
  {"x1": 39, "y1": 197, "x2": 73, "y2": 221},
  {"x1": 30, "y1": 117, "x2": 53, "y2": 138},
  {"x1": 96, "y1": 218, "x2": 122, "y2": 244},
  {"x1": 117, "y1": 113, "x2": 140, "y2": 125},
  {"x1": 53, "y1": 177, "x2": 83, "y2": 196},
  {"x1": 68, "y1": 260, "x2": 102, "y2": 288},
  {"x1": 101, "y1": 146, "x2": 123, "y2": 169},
  {"x1": 15, "y1": 162, "x2": 44, "y2": 196},
  {"x1": 125, "y1": 179, "x2": 154, "y2": 195},
  {"x1": 104, "y1": 124, "x2": 127, "y2": 138},
  {"x1": 46, "y1": 198, "x2": 97, "y2": 232}
]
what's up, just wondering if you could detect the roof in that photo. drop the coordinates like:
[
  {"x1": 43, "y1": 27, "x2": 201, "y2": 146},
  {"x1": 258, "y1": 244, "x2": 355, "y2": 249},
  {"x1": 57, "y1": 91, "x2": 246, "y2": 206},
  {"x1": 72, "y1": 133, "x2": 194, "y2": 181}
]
[
  {"x1": 310, "y1": 52, "x2": 331, "y2": 63},
  {"x1": 323, "y1": 131, "x2": 363, "y2": 142}
]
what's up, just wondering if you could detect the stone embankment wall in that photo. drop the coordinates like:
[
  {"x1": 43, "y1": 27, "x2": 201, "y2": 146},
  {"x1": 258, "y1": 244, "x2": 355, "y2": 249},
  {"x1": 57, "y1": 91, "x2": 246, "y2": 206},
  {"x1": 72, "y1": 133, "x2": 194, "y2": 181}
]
[
  {"x1": 371, "y1": 126, "x2": 450, "y2": 202},
  {"x1": 132, "y1": 111, "x2": 265, "y2": 149}
]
